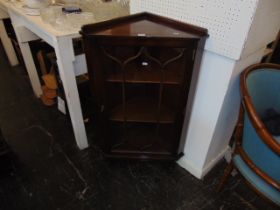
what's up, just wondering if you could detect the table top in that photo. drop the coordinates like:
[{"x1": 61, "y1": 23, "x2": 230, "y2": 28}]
[{"x1": 0, "y1": 0, "x2": 129, "y2": 39}]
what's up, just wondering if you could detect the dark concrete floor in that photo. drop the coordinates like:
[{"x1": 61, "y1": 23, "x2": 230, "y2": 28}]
[{"x1": 0, "y1": 42, "x2": 277, "y2": 210}]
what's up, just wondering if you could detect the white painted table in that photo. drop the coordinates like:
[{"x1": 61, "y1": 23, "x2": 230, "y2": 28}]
[
  {"x1": 0, "y1": 1, "x2": 18, "y2": 66},
  {"x1": 0, "y1": 0, "x2": 93, "y2": 149}
]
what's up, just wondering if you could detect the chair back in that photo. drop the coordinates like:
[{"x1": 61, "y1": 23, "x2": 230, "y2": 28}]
[
  {"x1": 241, "y1": 64, "x2": 280, "y2": 183},
  {"x1": 246, "y1": 68, "x2": 280, "y2": 116}
]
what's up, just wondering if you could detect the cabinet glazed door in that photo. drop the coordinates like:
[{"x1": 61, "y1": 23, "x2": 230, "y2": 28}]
[{"x1": 95, "y1": 44, "x2": 197, "y2": 158}]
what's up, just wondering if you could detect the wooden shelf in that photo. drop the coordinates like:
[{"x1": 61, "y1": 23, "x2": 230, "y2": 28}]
[
  {"x1": 106, "y1": 67, "x2": 181, "y2": 85},
  {"x1": 110, "y1": 124, "x2": 173, "y2": 156},
  {"x1": 104, "y1": 153, "x2": 181, "y2": 161},
  {"x1": 109, "y1": 97, "x2": 176, "y2": 123},
  {"x1": 111, "y1": 140, "x2": 171, "y2": 155}
]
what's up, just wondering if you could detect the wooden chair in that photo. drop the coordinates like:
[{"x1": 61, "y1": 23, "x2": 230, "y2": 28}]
[{"x1": 218, "y1": 63, "x2": 280, "y2": 206}]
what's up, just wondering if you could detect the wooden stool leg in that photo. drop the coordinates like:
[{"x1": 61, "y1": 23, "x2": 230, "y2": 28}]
[{"x1": 217, "y1": 161, "x2": 234, "y2": 192}]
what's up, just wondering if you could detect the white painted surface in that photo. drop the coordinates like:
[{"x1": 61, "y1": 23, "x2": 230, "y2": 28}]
[
  {"x1": 179, "y1": 50, "x2": 235, "y2": 170},
  {"x1": 13, "y1": 29, "x2": 42, "y2": 97},
  {"x1": 0, "y1": 7, "x2": 19, "y2": 66},
  {"x1": 204, "y1": 47, "x2": 266, "y2": 166},
  {"x1": 10, "y1": 14, "x2": 42, "y2": 97},
  {"x1": 57, "y1": 96, "x2": 66, "y2": 115},
  {"x1": 241, "y1": 0, "x2": 280, "y2": 59},
  {"x1": 0, "y1": 19, "x2": 18, "y2": 66},
  {"x1": 0, "y1": 1, "x2": 8, "y2": 17},
  {"x1": 178, "y1": 144, "x2": 230, "y2": 179},
  {"x1": 54, "y1": 37, "x2": 88, "y2": 149},
  {"x1": 73, "y1": 54, "x2": 88, "y2": 76},
  {"x1": 13, "y1": 24, "x2": 40, "y2": 42}
]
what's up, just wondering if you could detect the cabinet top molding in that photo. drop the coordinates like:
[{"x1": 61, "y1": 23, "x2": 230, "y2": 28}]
[{"x1": 81, "y1": 12, "x2": 208, "y2": 39}]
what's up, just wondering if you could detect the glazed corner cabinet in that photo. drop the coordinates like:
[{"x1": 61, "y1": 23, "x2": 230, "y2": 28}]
[{"x1": 81, "y1": 12, "x2": 208, "y2": 160}]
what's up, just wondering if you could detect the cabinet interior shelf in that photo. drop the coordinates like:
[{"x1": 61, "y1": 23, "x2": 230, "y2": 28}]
[
  {"x1": 111, "y1": 142, "x2": 171, "y2": 155},
  {"x1": 110, "y1": 124, "x2": 172, "y2": 156},
  {"x1": 109, "y1": 97, "x2": 176, "y2": 123},
  {"x1": 106, "y1": 67, "x2": 181, "y2": 85}
]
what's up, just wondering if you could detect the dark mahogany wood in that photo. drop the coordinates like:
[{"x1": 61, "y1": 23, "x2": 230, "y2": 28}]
[{"x1": 81, "y1": 12, "x2": 208, "y2": 160}]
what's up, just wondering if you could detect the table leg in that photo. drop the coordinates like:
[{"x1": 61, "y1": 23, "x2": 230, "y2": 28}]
[
  {"x1": 54, "y1": 37, "x2": 89, "y2": 150},
  {"x1": 11, "y1": 25, "x2": 42, "y2": 97},
  {"x1": 0, "y1": 19, "x2": 19, "y2": 66},
  {"x1": 16, "y1": 41, "x2": 42, "y2": 97}
]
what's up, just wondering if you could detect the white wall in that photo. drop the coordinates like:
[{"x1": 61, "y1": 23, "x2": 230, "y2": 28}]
[
  {"x1": 203, "y1": 47, "x2": 266, "y2": 168},
  {"x1": 241, "y1": 0, "x2": 280, "y2": 59},
  {"x1": 177, "y1": 50, "x2": 235, "y2": 178}
]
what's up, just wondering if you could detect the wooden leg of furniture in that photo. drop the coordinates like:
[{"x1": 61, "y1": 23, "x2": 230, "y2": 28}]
[
  {"x1": 0, "y1": 19, "x2": 19, "y2": 66},
  {"x1": 54, "y1": 37, "x2": 89, "y2": 150},
  {"x1": 217, "y1": 161, "x2": 234, "y2": 192},
  {"x1": 12, "y1": 25, "x2": 42, "y2": 97},
  {"x1": 15, "y1": 40, "x2": 42, "y2": 97}
]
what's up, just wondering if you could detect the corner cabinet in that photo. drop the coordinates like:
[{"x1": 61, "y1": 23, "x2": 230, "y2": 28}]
[{"x1": 81, "y1": 12, "x2": 208, "y2": 160}]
